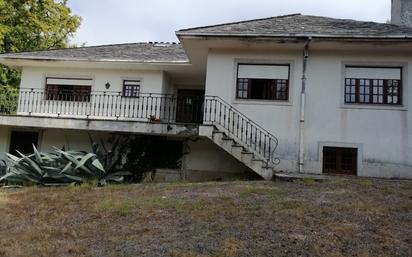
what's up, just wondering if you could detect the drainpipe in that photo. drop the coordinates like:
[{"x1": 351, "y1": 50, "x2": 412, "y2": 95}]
[{"x1": 298, "y1": 38, "x2": 311, "y2": 173}]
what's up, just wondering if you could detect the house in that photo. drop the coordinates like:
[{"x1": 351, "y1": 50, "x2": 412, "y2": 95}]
[{"x1": 0, "y1": 0, "x2": 411, "y2": 180}]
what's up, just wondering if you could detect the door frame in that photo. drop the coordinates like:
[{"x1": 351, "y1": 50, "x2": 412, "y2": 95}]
[{"x1": 175, "y1": 89, "x2": 205, "y2": 124}]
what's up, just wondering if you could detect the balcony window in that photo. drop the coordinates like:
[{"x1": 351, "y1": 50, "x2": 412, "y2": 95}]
[
  {"x1": 122, "y1": 80, "x2": 140, "y2": 98},
  {"x1": 236, "y1": 64, "x2": 290, "y2": 101},
  {"x1": 45, "y1": 77, "x2": 92, "y2": 102},
  {"x1": 345, "y1": 67, "x2": 402, "y2": 105}
]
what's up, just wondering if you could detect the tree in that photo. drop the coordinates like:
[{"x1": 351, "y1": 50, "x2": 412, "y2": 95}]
[{"x1": 0, "y1": 0, "x2": 81, "y2": 87}]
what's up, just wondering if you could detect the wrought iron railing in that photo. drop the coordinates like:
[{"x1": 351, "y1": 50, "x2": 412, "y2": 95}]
[{"x1": 0, "y1": 88, "x2": 279, "y2": 164}]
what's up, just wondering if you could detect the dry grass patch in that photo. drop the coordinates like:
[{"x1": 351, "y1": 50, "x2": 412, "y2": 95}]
[{"x1": 0, "y1": 179, "x2": 410, "y2": 257}]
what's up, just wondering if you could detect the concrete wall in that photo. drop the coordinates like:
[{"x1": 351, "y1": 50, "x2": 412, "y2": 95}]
[
  {"x1": 20, "y1": 66, "x2": 169, "y2": 94},
  {"x1": 392, "y1": 0, "x2": 412, "y2": 27},
  {"x1": 205, "y1": 48, "x2": 412, "y2": 179},
  {"x1": 183, "y1": 139, "x2": 252, "y2": 175},
  {"x1": 0, "y1": 127, "x2": 112, "y2": 160},
  {"x1": 205, "y1": 49, "x2": 302, "y2": 172}
]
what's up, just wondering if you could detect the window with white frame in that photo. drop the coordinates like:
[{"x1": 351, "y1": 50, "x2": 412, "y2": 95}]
[
  {"x1": 45, "y1": 77, "x2": 92, "y2": 102},
  {"x1": 236, "y1": 64, "x2": 290, "y2": 101},
  {"x1": 345, "y1": 66, "x2": 402, "y2": 105},
  {"x1": 122, "y1": 80, "x2": 140, "y2": 98}
]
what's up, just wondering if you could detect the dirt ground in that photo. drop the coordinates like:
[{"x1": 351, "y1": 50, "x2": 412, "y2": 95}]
[{"x1": 0, "y1": 178, "x2": 411, "y2": 257}]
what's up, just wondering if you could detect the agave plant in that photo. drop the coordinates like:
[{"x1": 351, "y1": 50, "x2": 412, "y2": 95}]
[{"x1": 0, "y1": 145, "x2": 131, "y2": 186}]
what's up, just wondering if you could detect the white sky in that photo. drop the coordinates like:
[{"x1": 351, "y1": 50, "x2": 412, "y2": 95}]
[{"x1": 68, "y1": 0, "x2": 392, "y2": 46}]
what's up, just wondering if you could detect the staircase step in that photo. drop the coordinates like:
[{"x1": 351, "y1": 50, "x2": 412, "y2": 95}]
[
  {"x1": 241, "y1": 152, "x2": 253, "y2": 164},
  {"x1": 230, "y1": 146, "x2": 243, "y2": 159}
]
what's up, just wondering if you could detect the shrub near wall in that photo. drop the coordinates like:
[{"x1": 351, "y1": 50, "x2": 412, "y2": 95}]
[{"x1": 0, "y1": 86, "x2": 18, "y2": 114}]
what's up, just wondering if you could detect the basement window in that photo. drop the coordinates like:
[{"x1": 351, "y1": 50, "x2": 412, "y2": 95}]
[
  {"x1": 345, "y1": 66, "x2": 402, "y2": 105},
  {"x1": 45, "y1": 77, "x2": 92, "y2": 102},
  {"x1": 236, "y1": 64, "x2": 290, "y2": 101},
  {"x1": 323, "y1": 147, "x2": 357, "y2": 175},
  {"x1": 122, "y1": 80, "x2": 140, "y2": 98}
]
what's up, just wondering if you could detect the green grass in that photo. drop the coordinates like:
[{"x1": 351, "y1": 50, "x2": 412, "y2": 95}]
[
  {"x1": 294, "y1": 178, "x2": 319, "y2": 186},
  {"x1": 239, "y1": 185, "x2": 283, "y2": 199},
  {"x1": 97, "y1": 196, "x2": 185, "y2": 215}
]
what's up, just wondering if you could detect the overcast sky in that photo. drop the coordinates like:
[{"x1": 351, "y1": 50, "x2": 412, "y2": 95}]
[{"x1": 68, "y1": 0, "x2": 392, "y2": 46}]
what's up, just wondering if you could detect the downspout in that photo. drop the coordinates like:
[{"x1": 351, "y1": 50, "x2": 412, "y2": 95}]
[{"x1": 298, "y1": 38, "x2": 311, "y2": 173}]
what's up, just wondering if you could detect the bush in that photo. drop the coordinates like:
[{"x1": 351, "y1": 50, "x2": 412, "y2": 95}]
[
  {"x1": 0, "y1": 145, "x2": 131, "y2": 186},
  {"x1": 0, "y1": 86, "x2": 18, "y2": 114}
]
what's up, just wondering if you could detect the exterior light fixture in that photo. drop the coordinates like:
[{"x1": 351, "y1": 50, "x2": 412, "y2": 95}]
[{"x1": 105, "y1": 82, "x2": 111, "y2": 89}]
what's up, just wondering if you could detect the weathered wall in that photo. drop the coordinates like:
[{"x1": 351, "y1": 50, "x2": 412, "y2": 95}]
[
  {"x1": 183, "y1": 139, "x2": 252, "y2": 175},
  {"x1": 20, "y1": 66, "x2": 169, "y2": 94},
  {"x1": 0, "y1": 127, "x2": 112, "y2": 160},
  {"x1": 392, "y1": 0, "x2": 412, "y2": 27},
  {"x1": 205, "y1": 47, "x2": 412, "y2": 179}
]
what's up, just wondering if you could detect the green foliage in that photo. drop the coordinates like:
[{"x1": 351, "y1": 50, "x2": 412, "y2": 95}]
[
  {"x1": 0, "y1": 86, "x2": 18, "y2": 114},
  {"x1": 0, "y1": 0, "x2": 81, "y2": 86},
  {"x1": 0, "y1": 145, "x2": 131, "y2": 186}
]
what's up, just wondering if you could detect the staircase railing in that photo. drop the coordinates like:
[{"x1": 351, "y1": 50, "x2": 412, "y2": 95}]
[
  {"x1": 0, "y1": 88, "x2": 279, "y2": 165},
  {"x1": 203, "y1": 96, "x2": 279, "y2": 165}
]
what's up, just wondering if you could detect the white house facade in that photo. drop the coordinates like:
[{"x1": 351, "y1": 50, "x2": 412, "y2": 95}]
[{"x1": 1, "y1": 1, "x2": 412, "y2": 180}]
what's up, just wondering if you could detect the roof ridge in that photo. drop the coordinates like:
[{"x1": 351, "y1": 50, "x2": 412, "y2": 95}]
[
  {"x1": 176, "y1": 13, "x2": 302, "y2": 34},
  {"x1": 1, "y1": 42, "x2": 181, "y2": 55}
]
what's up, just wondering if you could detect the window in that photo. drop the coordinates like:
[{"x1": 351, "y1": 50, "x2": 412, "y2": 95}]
[
  {"x1": 323, "y1": 147, "x2": 357, "y2": 175},
  {"x1": 123, "y1": 80, "x2": 140, "y2": 97},
  {"x1": 45, "y1": 77, "x2": 92, "y2": 102},
  {"x1": 345, "y1": 67, "x2": 402, "y2": 105},
  {"x1": 236, "y1": 64, "x2": 290, "y2": 101}
]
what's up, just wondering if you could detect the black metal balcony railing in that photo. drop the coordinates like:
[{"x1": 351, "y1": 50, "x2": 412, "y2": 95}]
[{"x1": 0, "y1": 89, "x2": 279, "y2": 164}]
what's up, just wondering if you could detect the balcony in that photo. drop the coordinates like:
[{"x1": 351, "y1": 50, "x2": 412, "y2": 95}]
[
  {"x1": 1, "y1": 88, "x2": 206, "y2": 124},
  {"x1": 0, "y1": 88, "x2": 279, "y2": 165}
]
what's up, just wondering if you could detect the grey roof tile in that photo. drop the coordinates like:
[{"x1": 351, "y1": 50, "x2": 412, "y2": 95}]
[
  {"x1": 177, "y1": 14, "x2": 412, "y2": 38},
  {"x1": 0, "y1": 42, "x2": 189, "y2": 63}
]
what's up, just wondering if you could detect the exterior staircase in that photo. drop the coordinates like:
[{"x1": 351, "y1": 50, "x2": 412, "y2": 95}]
[
  {"x1": 199, "y1": 126, "x2": 275, "y2": 180},
  {"x1": 200, "y1": 96, "x2": 279, "y2": 180}
]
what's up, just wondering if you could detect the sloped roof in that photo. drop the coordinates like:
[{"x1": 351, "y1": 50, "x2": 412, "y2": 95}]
[
  {"x1": 0, "y1": 42, "x2": 189, "y2": 63},
  {"x1": 177, "y1": 14, "x2": 412, "y2": 39}
]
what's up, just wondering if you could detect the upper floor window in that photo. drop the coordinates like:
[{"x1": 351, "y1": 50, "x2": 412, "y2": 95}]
[
  {"x1": 345, "y1": 66, "x2": 402, "y2": 105},
  {"x1": 122, "y1": 80, "x2": 140, "y2": 98},
  {"x1": 236, "y1": 64, "x2": 290, "y2": 101},
  {"x1": 45, "y1": 77, "x2": 92, "y2": 102}
]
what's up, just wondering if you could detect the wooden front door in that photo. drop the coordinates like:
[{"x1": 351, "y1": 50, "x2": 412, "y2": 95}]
[
  {"x1": 323, "y1": 147, "x2": 357, "y2": 175},
  {"x1": 176, "y1": 89, "x2": 205, "y2": 124},
  {"x1": 9, "y1": 131, "x2": 39, "y2": 155}
]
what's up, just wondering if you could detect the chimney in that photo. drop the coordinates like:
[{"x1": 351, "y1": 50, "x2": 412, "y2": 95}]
[{"x1": 391, "y1": 0, "x2": 412, "y2": 27}]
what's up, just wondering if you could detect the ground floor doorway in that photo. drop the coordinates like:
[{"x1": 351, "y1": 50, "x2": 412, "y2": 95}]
[{"x1": 9, "y1": 130, "x2": 39, "y2": 155}]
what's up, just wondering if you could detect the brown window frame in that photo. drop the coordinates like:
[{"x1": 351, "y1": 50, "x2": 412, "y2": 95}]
[
  {"x1": 122, "y1": 80, "x2": 140, "y2": 98},
  {"x1": 236, "y1": 64, "x2": 290, "y2": 101},
  {"x1": 344, "y1": 66, "x2": 402, "y2": 106},
  {"x1": 323, "y1": 147, "x2": 358, "y2": 175},
  {"x1": 45, "y1": 77, "x2": 92, "y2": 102}
]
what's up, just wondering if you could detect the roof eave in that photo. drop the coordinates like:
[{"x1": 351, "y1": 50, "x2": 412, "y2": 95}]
[
  {"x1": 0, "y1": 56, "x2": 191, "y2": 65},
  {"x1": 177, "y1": 32, "x2": 412, "y2": 41}
]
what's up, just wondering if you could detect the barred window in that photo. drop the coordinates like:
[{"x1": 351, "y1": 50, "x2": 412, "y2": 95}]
[
  {"x1": 345, "y1": 67, "x2": 402, "y2": 105},
  {"x1": 122, "y1": 80, "x2": 140, "y2": 98},
  {"x1": 236, "y1": 64, "x2": 290, "y2": 101}
]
